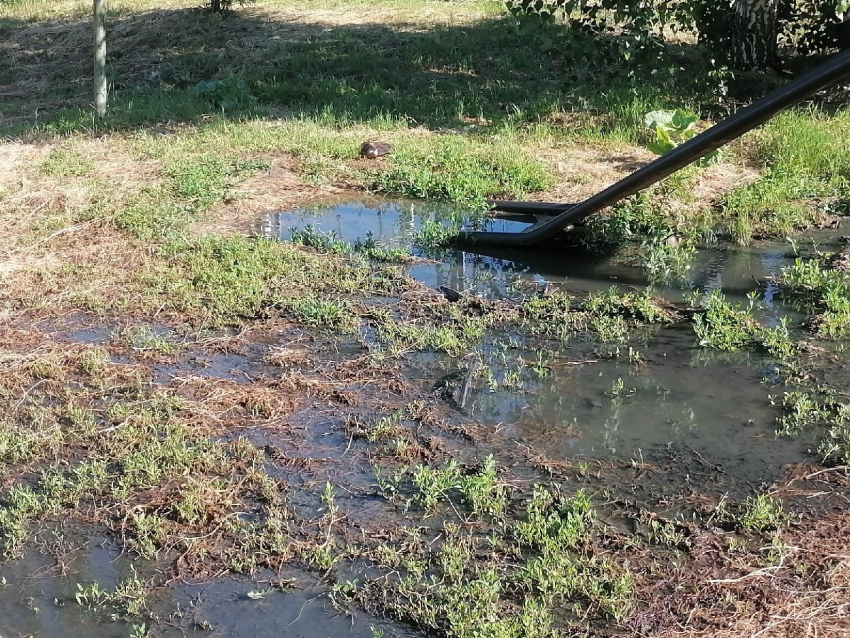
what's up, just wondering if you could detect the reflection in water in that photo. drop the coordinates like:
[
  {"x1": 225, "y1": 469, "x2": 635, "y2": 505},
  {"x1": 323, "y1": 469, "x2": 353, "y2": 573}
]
[
  {"x1": 260, "y1": 199, "x2": 837, "y2": 308},
  {"x1": 261, "y1": 199, "x2": 840, "y2": 479},
  {"x1": 0, "y1": 538, "x2": 398, "y2": 638},
  {"x1": 413, "y1": 325, "x2": 807, "y2": 483}
]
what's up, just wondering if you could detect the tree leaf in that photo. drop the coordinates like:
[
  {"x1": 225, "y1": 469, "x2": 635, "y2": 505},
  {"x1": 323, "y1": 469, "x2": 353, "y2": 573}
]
[
  {"x1": 671, "y1": 111, "x2": 698, "y2": 133},
  {"x1": 644, "y1": 110, "x2": 675, "y2": 130}
]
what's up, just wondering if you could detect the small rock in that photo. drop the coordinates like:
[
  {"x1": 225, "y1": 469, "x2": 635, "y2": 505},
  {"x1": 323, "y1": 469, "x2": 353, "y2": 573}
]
[
  {"x1": 359, "y1": 141, "x2": 392, "y2": 159},
  {"x1": 664, "y1": 234, "x2": 682, "y2": 247}
]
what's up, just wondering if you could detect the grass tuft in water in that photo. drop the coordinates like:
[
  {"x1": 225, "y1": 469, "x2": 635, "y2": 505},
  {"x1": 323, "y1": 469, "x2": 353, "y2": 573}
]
[
  {"x1": 780, "y1": 256, "x2": 850, "y2": 338},
  {"x1": 692, "y1": 290, "x2": 795, "y2": 359}
]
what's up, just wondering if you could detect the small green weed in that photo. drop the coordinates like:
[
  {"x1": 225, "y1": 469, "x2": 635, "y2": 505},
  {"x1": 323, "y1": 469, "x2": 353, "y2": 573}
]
[
  {"x1": 780, "y1": 256, "x2": 850, "y2": 338},
  {"x1": 644, "y1": 109, "x2": 717, "y2": 164},
  {"x1": 75, "y1": 581, "x2": 110, "y2": 609},
  {"x1": 714, "y1": 495, "x2": 787, "y2": 533},
  {"x1": 459, "y1": 455, "x2": 508, "y2": 519},
  {"x1": 412, "y1": 220, "x2": 457, "y2": 252},
  {"x1": 693, "y1": 291, "x2": 795, "y2": 359}
]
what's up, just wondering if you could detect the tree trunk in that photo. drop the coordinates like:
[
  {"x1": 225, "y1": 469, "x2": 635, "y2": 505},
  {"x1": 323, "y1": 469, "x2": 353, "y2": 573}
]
[
  {"x1": 730, "y1": 0, "x2": 779, "y2": 69},
  {"x1": 93, "y1": 0, "x2": 107, "y2": 117}
]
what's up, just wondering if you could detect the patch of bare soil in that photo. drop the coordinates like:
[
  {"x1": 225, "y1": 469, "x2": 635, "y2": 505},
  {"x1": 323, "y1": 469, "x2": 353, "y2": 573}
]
[
  {"x1": 535, "y1": 143, "x2": 656, "y2": 204},
  {"x1": 649, "y1": 512, "x2": 850, "y2": 638}
]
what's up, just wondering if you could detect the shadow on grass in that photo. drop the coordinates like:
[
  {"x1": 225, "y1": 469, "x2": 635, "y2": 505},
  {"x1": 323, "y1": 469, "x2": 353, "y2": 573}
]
[{"x1": 0, "y1": 5, "x2": 729, "y2": 139}]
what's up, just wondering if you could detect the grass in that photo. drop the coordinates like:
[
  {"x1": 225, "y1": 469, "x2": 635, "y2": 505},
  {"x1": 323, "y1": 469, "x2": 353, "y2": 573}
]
[
  {"x1": 365, "y1": 475, "x2": 632, "y2": 636},
  {"x1": 521, "y1": 287, "x2": 673, "y2": 344},
  {"x1": 780, "y1": 255, "x2": 850, "y2": 338},
  {"x1": 290, "y1": 225, "x2": 414, "y2": 263},
  {"x1": 775, "y1": 390, "x2": 850, "y2": 466},
  {"x1": 692, "y1": 290, "x2": 795, "y2": 359},
  {"x1": 721, "y1": 108, "x2": 850, "y2": 244},
  {"x1": 42, "y1": 146, "x2": 94, "y2": 177},
  {"x1": 370, "y1": 136, "x2": 554, "y2": 204},
  {"x1": 1, "y1": 0, "x2": 850, "y2": 636},
  {"x1": 145, "y1": 235, "x2": 411, "y2": 327},
  {"x1": 714, "y1": 494, "x2": 788, "y2": 533}
]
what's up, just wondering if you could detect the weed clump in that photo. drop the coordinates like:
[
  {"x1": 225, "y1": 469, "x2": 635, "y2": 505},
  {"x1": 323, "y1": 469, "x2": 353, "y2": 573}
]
[
  {"x1": 290, "y1": 226, "x2": 415, "y2": 264},
  {"x1": 692, "y1": 290, "x2": 795, "y2": 359},
  {"x1": 775, "y1": 391, "x2": 850, "y2": 466},
  {"x1": 147, "y1": 235, "x2": 408, "y2": 326},
  {"x1": 714, "y1": 494, "x2": 787, "y2": 533},
  {"x1": 379, "y1": 456, "x2": 508, "y2": 520},
  {"x1": 780, "y1": 256, "x2": 850, "y2": 338}
]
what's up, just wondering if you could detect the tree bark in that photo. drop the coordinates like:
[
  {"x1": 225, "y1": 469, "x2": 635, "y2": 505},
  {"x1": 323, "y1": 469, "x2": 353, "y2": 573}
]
[
  {"x1": 730, "y1": 0, "x2": 779, "y2": 69},
  {"x1": 93, "y1": 0, "x2": 107, "y2": 117}
]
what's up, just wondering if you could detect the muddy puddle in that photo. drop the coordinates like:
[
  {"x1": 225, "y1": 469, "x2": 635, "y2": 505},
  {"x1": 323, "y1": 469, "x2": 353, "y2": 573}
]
[
  {"x1": 261, "y1": 199, "x2": 847, "y2": 483},
  {"x1": 0, "y1": 527, "x2": 402, "y2": 638}
]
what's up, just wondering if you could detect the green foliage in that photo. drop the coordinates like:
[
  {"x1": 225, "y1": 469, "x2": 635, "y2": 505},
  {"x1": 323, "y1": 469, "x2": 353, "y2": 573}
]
[
  {"x1": 412, "y1": 220, "x2": 457, "y2": 252},
  {"x1": 351, "y1": 411, "x2": 405, "y2": 443},
  {"x1": 76, "y1": 347, "x2": 110, "y2": 376},
  {"x1": 584, "y1": 287, "x2": 672, "y2": 325},
  {"x1": 408, "y1": 461, "x2": 462, "y2": 512},
  {"x1": 692, "y1": 291, "x2": 795, "y2": 359},
  {"x1": 722, "y1": 108, "x2": 850, "y2": 244},
  {"x1": 75, "y1": 582, "x2": 110, "y2": 609},
  {"x1": 515, "y1": 486, "x2": 594, "y2": 551},
  {"x1": 286, "y1": 297, "x2": 358, "y2": 331},
  {"x1": 290, "y1": 226, "x2": 413, "y2": 263},
  {"x1": 148, "y1": 235, "x2": 407, "y2": 326},
  {"x1": 780, "y1": 256, "x2": 850, "y2": 338},
  {"x1": 515, "y1": 487, "x2": 632, "y2": 619},
  {"x1": 775, "y1": 391, "x2": 827, "y2": 437},
  {"x1": 166, "y1": 155, "x2": 267, "y2": 210},
  {"x1": 381, "y1": 457, "x2": 508, "y2": 519},
  {"x1": 737, "y1": 495, "x2": 787, "y2": 533},
  {"x1": 459, "y1": 456, "x2": 508, "y2": 519},
  {"x1": 775, "y1": 391, "x2": 850, "y2": 466},
  {"x1": 370, "y1": 137, "x2": 553, "y2": 204},
  {"x1": 507, "y1": 0, "x2": 848, "y2": 70},
  {"x1": 42, "y1": 147, "x2": 94, "y2": 177},
  {"x1": 644, "y1": 110, "x2": 698, "y2": 155},
  {"x1": 714, "y1": 494, "x2": 787, "y2": 533},
  {"x1": 374, "y1": 308, "x2": 488, "y2": 356}
]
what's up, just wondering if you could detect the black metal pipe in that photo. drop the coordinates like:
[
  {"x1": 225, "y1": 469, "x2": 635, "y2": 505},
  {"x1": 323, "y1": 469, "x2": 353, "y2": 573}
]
[
  {"x1": 459, "y1": 47, "x2": 850, "y2": 246},
  {"x1": 487, "y1": 200, "x2": 576, "y2": 215}
]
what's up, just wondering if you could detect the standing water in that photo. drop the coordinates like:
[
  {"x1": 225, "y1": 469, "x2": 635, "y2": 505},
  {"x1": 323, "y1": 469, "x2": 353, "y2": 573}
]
[{"x1": 260, "y1": 198, "x2": 843, "y2": 483}]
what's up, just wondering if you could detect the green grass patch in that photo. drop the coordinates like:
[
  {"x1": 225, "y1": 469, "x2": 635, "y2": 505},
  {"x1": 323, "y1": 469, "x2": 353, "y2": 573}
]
[
  {"x1": 147, "y1": 235, "x2": 408, "y2": 327},
  {"x1": 775, "y1": 390, "x2": 850, "y2": 466},
  {"x1": 42, "y1": 147, "x2": 94, "y2": 177},
  {"x1": 722, "y1": 108, "x2": 850, "y2": 243},
  {"x1": 692, "y1": 290, "x2": 795, "y2": 359},
  {"x1": 370, "y1": 136, "x2": 554, "y2": 204},
  {"x1": 780, "y1": 256, "x2": 850, "y2": 338}
]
